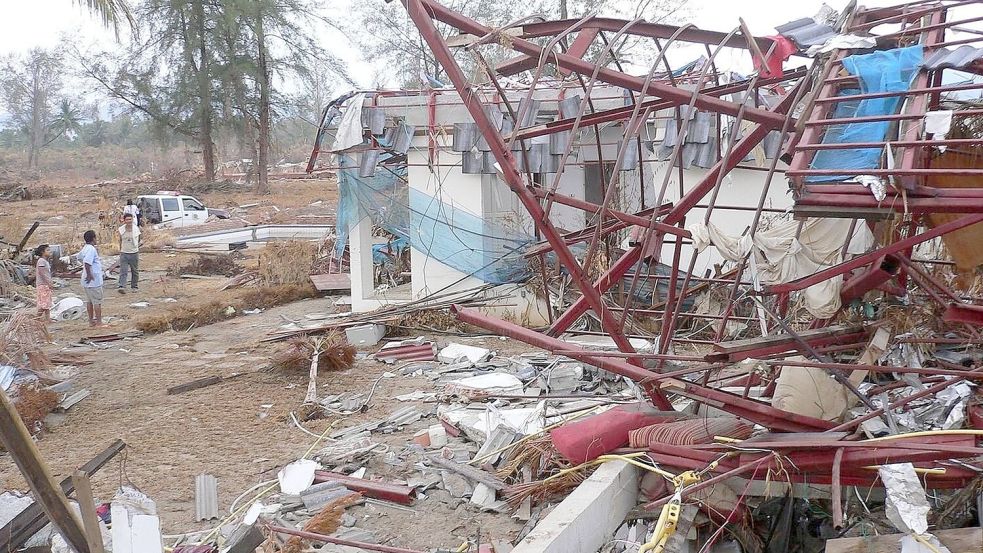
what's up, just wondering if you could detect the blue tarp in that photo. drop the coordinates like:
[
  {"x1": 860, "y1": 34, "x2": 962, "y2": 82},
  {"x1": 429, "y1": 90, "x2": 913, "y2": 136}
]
[
  {"x1": 335, "y1": 155, "x2": 532, "y2": 285},
  {"x1": 807, "y1": 45, "x2": 923, "y2": 182}
]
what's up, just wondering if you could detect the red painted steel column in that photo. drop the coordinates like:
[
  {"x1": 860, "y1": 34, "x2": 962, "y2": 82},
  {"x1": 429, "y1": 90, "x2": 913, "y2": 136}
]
[
  {"x1": 401, "y1": 0, "x2": 647, "y2": 365},
  {"x1": 549, "y1": 88, "x2": 803, "y2": 336},
  {"x1": 766, "y1": 213, "x2": 983, "y2": 294}
]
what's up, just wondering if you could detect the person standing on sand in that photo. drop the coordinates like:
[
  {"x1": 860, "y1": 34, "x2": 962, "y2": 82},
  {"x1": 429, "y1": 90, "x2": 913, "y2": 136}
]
[
  {"x1": 34, "y1": 244, "x2": 53, "y2": 324},
  {"x1": 118, "y1": 213, "x2": 140, "y2": 293},
  {"x1": 74, "y1": 230, "x2": 106, "y2": 327}
]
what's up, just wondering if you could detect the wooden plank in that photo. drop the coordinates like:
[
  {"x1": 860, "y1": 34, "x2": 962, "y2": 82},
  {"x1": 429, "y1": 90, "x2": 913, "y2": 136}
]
[
  {"x1": 0, "y1": 440, "x2": 126, "y2": 550},
  {"x1": 309, "y1": 273, "x2": 351, "y2": 292},
  {"x1": 824, "y1": 527, "x2": 982, "y2": 553},
  {"x1": 0, "y1": 390, "x2": 90, "y2": 553},
  {"x1": 428, "y1": 455, "x2": 507, "y2": 491},
  {"x1": 167, "y1": 375, "x2": 224, "y2": 395},
  {"x1": 71, "y1": 471, "x2": 106, "y2": 553}
]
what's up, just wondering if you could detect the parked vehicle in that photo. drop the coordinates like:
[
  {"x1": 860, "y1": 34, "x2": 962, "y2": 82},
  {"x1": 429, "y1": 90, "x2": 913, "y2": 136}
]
[{"x1": 137, "y1": 192, "x2": 229, "y2": 228}]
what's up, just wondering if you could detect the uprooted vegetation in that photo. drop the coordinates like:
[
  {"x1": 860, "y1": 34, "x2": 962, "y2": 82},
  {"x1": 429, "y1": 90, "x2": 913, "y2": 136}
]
[
  {"x1": 134, "y1": 283, "x2": 318, "y2": 333},
  {"x1": 167, "y1": 253, "x2": 243, "y2": 277},
  {"x1": 272, "y1": 332, "x2": 356, "y2": 372}
]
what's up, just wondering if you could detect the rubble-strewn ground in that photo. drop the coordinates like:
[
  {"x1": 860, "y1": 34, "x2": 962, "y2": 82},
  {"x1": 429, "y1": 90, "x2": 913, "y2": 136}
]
[
  {"x1": 0, "y1": 177, "x2": 527, "y2": 549},
  {"x1": 0, "y1": 295, "x2": 526, "y2": 548}
]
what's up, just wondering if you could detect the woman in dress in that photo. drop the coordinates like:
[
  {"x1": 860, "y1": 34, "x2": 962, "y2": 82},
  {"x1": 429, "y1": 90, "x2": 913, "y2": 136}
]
[{"x1": 34, "y1": 244, "x2": 53, "y2": 324}]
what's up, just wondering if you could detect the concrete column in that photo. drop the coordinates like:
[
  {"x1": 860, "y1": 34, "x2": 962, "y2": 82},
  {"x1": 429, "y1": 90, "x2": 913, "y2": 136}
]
[{"x1": 349, "y1": 215, "x2": 376, "y2": 313}]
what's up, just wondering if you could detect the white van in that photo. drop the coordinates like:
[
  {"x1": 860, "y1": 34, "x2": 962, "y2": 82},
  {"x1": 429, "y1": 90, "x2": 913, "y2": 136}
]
[{"x1": 137, "y1": 193, "x2": 229, "y2": 228}]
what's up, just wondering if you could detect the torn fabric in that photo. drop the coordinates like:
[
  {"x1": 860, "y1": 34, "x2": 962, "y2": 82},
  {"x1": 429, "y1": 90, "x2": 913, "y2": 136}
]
[
  {"x1": 853, "y1": 175, "x2": 888, "y2": 201},
  {"x1": 805, "y1": 34, "x2": 877, "y2": 55},
  {"x1": 331, "y1": 93, "x2": 367, "y2": 152},
  {"x1": 688, "y1": 218, "x2": 875, "y2": 318},
  {"x1": 924, "y1": 110, "x2": 953, "y2": 152}
]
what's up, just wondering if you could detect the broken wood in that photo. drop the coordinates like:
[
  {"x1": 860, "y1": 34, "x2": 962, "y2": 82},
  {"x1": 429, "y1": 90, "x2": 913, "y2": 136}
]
[
  {"x1": 0, "y1": 389, "x2": 90, "y2": 553},
  {"x1": 0, "y1": 440, "x2": 126, "y2": 550},
  {"x1": 427, "y1": 455, "x2": 506, "y2": 491},
  {"x1": 309, "y1": 273, "x2": 351, "y2": 292},
  {"x1": 71, "y1": 471, "x2": 106, "y2": 553},
  {"x1": 824, "y1": 527, "x2": 982, "y2": 553},
  {"x1": 14, "y1": 221, "x2": 40, "y2": 257},
  {"x1": 167, "y1": 375, "x2": 224, "y2": 395},
  {"x1": 304, "y1": 341, "x2": 321, "y2": 405}
]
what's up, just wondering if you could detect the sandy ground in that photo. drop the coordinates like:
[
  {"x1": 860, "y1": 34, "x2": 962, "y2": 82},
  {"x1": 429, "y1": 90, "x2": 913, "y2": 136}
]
[{"x1": 0, "y1": 189, "x2": 528, "y2": 548}]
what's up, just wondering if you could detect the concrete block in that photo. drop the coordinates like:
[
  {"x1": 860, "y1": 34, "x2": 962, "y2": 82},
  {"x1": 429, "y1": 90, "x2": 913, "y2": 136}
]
[
  {"x1": 511, "y1": 460, "x2": 638, "y2": 553},
  {"x1": 345, "y1": 324, "x2": 386, "y2": 347}
]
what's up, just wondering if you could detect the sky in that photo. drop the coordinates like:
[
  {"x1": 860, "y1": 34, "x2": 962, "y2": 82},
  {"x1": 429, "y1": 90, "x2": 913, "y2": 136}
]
[
  {"x1": 0, "y1": 0, "x2": 855, "y2": 88},
  {"x1": 1, "y1": 0, "x2": 980, "y2": 104}
]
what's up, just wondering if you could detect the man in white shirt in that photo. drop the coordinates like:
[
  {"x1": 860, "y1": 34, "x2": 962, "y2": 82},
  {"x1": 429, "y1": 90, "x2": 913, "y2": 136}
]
[
  {"x1": 118, "y1": 213, "x2": 140, "y2": 293},
  {"x1": 123, "y1": 199, "x2": 141, "y2": 227},
  {"x1": 77, "y1": 230, "x2": 105, "y2": 327}
]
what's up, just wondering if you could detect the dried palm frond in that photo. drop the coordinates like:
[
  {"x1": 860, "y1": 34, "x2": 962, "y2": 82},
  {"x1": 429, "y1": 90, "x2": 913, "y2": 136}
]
[
  {"x1": 9, "y1": 384, "x2": 58, "y2": 436},
  {"x1": 0, "y1": 310, "x2": 51, "y2": 368},
  {"x1": 167, "y1": 254, "x2": 242, "y2": 277},
  {"x1": 496, "y1": 435, "x2": 562, "y2": 481},
  {"x1": 280, "y1": 492, "x2": 362, "y2": 553},
  {"x1": 503, "y1": 467, "x2": 591, "y2": 508},
  {"x1": 272, "y1": 332, "x2": 355, "y2": 372}
]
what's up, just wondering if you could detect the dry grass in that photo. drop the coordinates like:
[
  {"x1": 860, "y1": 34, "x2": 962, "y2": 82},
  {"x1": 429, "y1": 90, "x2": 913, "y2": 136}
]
[
  {"x1": 258, "y1": 240, "x2": 318, "y2": 286},
  {"x1": 10, "y1": 384, "x2": 59, "y2": 435},
  {"x1": 140, "y1": 224, "x2": 176, "y2": 250},
  {"x1": 134, "y1": 283, "x2": 318, "y2": 333},
  {"x1": 167, "y1": 254, "x2": 243, "y2": 277},
  {"x1": 272, "y1": 332, "x2": 355, "y2": 372},
  {"x1": 1, "y1": 310, "x2": 51, "y2": 369},
  {"x1": 391, "y1": 307, "x2": 481, "y2": 335}
]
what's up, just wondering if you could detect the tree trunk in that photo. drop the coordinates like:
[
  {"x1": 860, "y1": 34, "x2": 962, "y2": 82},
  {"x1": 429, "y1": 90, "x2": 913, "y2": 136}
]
[
  {"x1": 254, "y1": 3, "x2": 271, "y2": 195},
  {"x1": 192, "y1": 0, "x2": 216, "y2": 182},
  {"x1": 560, "y1": 0, "x2": 569, "y2": 19},
  {"x1": 28, "y1": 66, "x2": 45, "y2": 171}
]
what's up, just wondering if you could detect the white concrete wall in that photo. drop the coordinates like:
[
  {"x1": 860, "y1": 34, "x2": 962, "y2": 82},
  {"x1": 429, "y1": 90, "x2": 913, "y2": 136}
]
[{"x1": 651, "y1": 162, "x2": 793, "y2": 277}]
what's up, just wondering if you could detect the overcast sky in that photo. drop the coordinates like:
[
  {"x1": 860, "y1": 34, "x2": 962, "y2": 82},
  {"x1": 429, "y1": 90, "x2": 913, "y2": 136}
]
[
  {"x1": 0, "y1": 0, "x2": 853, "y2": 87},
  {"x1": 4, "y1": 0, "x2": 981, "y2": 103}
]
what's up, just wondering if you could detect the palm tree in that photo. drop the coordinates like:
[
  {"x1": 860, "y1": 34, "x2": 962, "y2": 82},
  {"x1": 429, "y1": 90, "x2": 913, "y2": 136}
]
[
  {"x1": 73, "y1": 0, "x2": 135, "y2": 36},
  {"x1": 48, "y1": 100, "x2": 85, "y2": 143}
]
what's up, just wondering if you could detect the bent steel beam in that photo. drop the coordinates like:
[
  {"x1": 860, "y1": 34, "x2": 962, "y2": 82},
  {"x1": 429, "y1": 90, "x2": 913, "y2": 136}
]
[
  {"x1": 548, "y1": 84, "x2": 804, "y2": 336},
  {"x1": 451, "y1": 305, "x2": 674, "y2": 409},
  {"x1": 402, "y1": 0, "x2": 647, "y2": 367},
  {"x1": 417, "y1": 0, "x2": 791, "y2": 128}
]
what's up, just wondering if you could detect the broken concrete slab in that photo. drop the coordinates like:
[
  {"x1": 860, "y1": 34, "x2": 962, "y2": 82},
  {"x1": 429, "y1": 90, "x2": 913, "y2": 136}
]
[
  {"x1": 438, "y1": 343, "x2": 492, "y2": 364},
  {"x1": 510, "y1": 460, "x2": 638, "y2": 553}
]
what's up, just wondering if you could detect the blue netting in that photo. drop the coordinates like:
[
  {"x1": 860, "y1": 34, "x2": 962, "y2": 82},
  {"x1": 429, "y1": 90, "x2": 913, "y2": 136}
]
[
  {"x1": 807, "y1": 45, "x2": 923, "y2": 182},
  {"x1": 335, "y1": 155, "x2": 532, "y2": 285}
]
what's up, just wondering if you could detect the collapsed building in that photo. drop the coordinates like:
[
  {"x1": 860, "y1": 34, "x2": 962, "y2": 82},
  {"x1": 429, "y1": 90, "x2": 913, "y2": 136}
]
[{"x1": 302, "y1": 0, "x2": 983, "y2": 551}]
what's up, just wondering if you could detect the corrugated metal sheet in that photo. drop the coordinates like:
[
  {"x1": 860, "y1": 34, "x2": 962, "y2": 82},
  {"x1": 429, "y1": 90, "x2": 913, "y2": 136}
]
[
  {"x1": 922, "y1": 45, "x2": 983, "y2": 70},
  {"x1": 775, "y1": 17, "x2": 836, "y2": 47},
  {"x1": 195, "y1": 474, "x2": 219, "y2": 522}
]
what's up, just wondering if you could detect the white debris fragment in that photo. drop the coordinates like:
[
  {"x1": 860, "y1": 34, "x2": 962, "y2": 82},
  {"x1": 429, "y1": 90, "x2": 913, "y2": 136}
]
[
  {"x1": 278, "y1": 459, "x2": 321, "y2": 495},
  {"x1": 879, "y1": 463, "x2": 930, "y2": 535},
  {"x1": 438, "y1": 343, "x2": 492, "y2": 364}
]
